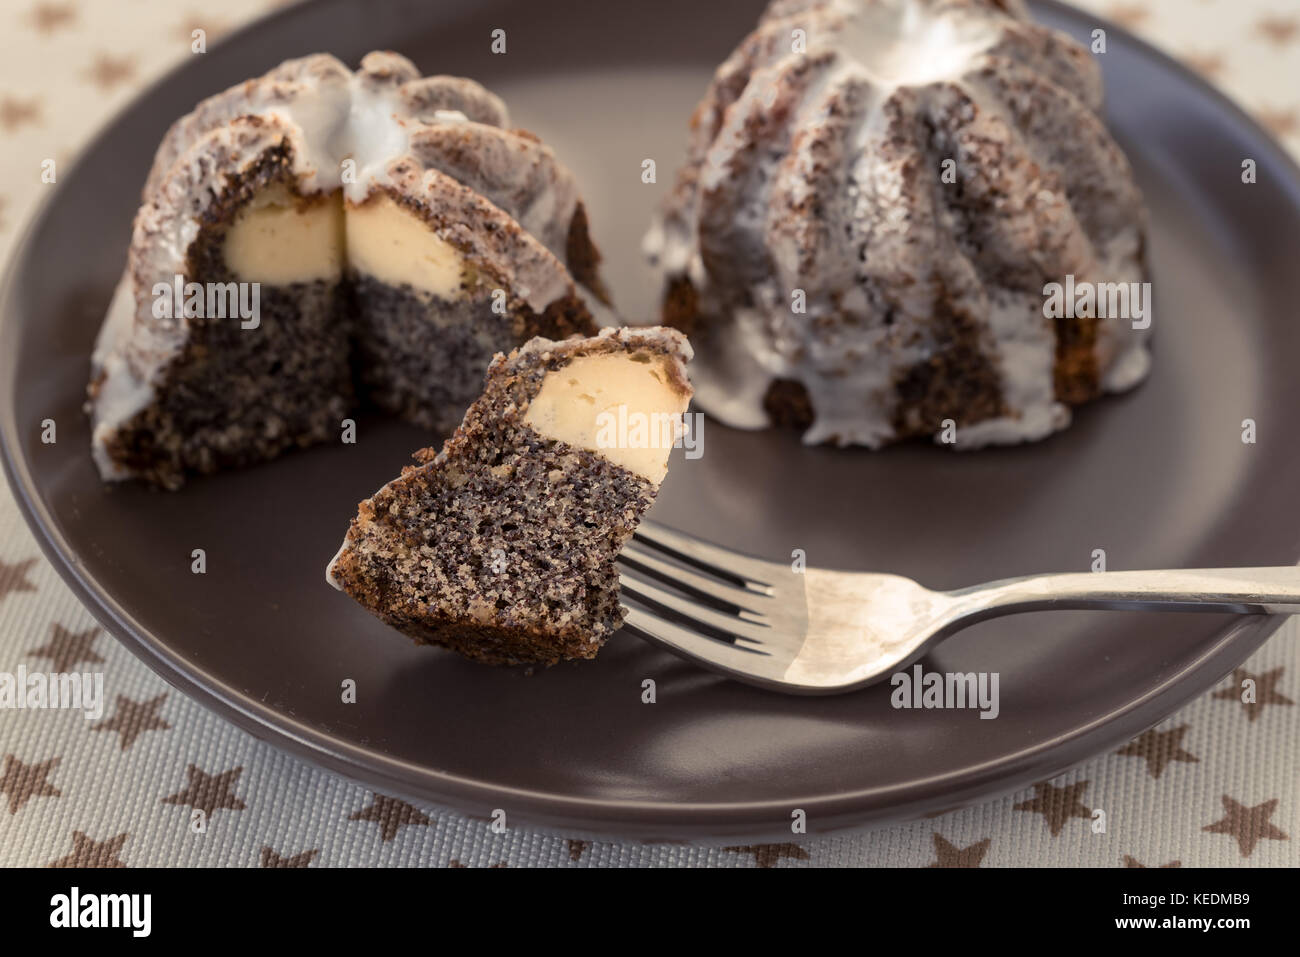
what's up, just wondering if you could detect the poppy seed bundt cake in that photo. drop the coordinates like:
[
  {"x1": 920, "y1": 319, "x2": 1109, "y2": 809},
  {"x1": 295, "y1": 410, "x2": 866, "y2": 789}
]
[
  {"x1": 645, "y1": 0, "x2": 1153, "y2": 449},
  {"x1": 327, "y1": 327, "x2": 693, "y2": 666},
  {"x1": 89, "y1": 51, "x2": 606, "y2": 489}
]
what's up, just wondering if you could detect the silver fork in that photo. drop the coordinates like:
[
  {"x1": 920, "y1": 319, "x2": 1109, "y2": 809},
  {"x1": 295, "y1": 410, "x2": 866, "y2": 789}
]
[{"x1": 617, "y1": 520, "x2": 1300, "y2": 695}]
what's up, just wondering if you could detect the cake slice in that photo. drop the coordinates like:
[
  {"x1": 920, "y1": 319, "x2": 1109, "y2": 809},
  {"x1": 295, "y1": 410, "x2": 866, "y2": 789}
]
[
  {"x1": 342, "y1": 55, "x2": 604, "y2": 433},
  {"x1": 327, "y1": 327, "x2": 693, "y2": 666}
]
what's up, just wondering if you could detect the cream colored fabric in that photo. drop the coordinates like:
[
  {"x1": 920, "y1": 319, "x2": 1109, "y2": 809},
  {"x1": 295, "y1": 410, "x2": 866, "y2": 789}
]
[{"x1": 0, "y1": 0, "x2": 1295, "y2": 866}]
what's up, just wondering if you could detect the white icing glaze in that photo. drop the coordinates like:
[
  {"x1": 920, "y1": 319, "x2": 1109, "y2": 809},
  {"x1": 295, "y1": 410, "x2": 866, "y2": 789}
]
[
  {"x1": 837, "y1": 0, "x2": 1002, "y2": 89},
  {"x1": 951, "y1": 290, "x2": 1070, "y2": 448},
  {"x1": 89, "y1": 275, "x2": 145, "y2": 478},
  {"x1": 325, "y1": 539, "x2": 347, "y2": 590},
  {"x1": 1092, "y1": 225, "x2": 1153, "y2": 394},
  {"x1": 214, "y1": 61, "x2": 421, "y2": 203}
]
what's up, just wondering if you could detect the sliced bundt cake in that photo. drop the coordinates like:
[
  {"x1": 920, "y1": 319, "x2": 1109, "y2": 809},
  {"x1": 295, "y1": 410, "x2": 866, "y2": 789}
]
[
  {"x1": 89, "y1": 52, "x2": 605, "y2": 489},
  {"x1": 645, "y1": 0, "x2": 1152, "y2": 449},
  {"x1": 327, "y1": 327, "x2": 693, "y2": 666}
]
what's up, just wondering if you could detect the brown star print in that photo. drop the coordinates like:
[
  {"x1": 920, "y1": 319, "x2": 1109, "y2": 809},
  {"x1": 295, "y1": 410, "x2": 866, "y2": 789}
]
[
  {"x1": 29, "y1": 2, "x2": 76, "y2": 33},
  {"x1": 1257, "y1": 108, "x2": 1298, "y2": 140},
  {"x1": 1122, "y1": 854, "x2": 1181, "y2": 868},
  {"x1": 0, "y1": 96, "x2": 41, "y2": 133},
  {"x1": 1104, "y1": 4, "x2": 1149, "y2": 30},
  {"x1": 1117, "y1": 724, "x2": 1199, "y2": 778},
  {"x1": 567, "y1": 839, "x2": 590, "y2": 862},
  {"x1": 929, "y1": 833, "x2": 991, "y2": 868},
  {"x1": 92, "y1": 694, "x2": 171, "y2": 750},
  {"x1": 83, "y1": 53, "x2": 136, "y2": 91},
  {"x1": 161, "y1": 764, "x2": 247, "y2": 817},
  {"x1": 723, "y1": 843, "x2": 811, "y2": 867},
  {"x1": 1202, "y1": 796, "x2": 1289, "y2": 858},
  {"x1": 0, "y1": 754, "x2": 61, "y2": 814},
  {"x1": 0, "y1": 556, "x2": 38, "y2": 601},
  {"x1": 28, "y1": 624, "x2": 104, "y2": 673},
  {"x1": 1256, "y1": 15, "x2": 1299, "y2": 47},
  {"x1": 348, "y1": 794, "x2": 430, "y2": 842},
  {"x1": 1013, "y1": 780, "x2": 1093, "y2": 836},
  {"x1": 1212, "y1": 667, "x2": 1294, "y2": 722},
  {"x1": 1182, "y1": 52, "x2": 1225, "y2": 81},
  {"x1": 260, "y1": 846, "x2": 319, "y2": 868},
  {"x1": 49, "y1": 831, "x2": 128, "y2": 868}
]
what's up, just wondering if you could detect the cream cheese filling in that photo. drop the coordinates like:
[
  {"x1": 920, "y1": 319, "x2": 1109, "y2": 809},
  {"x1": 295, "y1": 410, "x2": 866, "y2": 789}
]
[
  {"x1": 222, "y1": 187, "x2": 466, "y2": 298},
  {"x1": 223, "y1": 186, "x2": 345, "y2": 284},
  {"x1": 523, "y1": 353, "x2": 691, "y2": 484},
  {"x1": 344, "y1": 193, "x2": 466, "y2": 298}
]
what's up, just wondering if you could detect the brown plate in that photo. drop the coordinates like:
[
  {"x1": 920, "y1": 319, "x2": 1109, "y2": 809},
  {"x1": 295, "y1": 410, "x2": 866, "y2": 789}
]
[{"x1": 3, "y1": 0, "x2": 1300, "y2": 841}]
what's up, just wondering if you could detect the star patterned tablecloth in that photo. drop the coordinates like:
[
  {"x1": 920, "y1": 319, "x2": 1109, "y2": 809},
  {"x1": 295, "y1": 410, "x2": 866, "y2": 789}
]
[{"x1": 0, "y1": 0, "x2": 1297, "y2": 867}]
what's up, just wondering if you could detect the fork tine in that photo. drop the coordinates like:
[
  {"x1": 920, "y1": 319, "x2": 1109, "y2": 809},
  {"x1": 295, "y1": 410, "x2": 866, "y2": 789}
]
[
  {"x1": 635, "y1": 520, "x2": 777, "y2": 590},
  {"x1": 619, "y1": 574, "x2": 770, "y2": 645},
  {"x1": 619, "y1": 540, "x2": 768, "y2": 610},
  {"x1": 621, "y1": 605, "x2": 778, "y2": 679}
]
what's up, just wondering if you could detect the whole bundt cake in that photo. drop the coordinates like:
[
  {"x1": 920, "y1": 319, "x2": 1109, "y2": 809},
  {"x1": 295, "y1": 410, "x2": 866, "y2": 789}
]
[
  {"x1": 90, "y1": 51, "x2": 607, "y2": 489},
  {"x1": 645, "y1": 0, "x2": 1152, "y2": 449}
]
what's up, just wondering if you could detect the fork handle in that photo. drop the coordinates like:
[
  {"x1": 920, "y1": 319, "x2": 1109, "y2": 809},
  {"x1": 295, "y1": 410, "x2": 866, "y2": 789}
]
[{"x1": 952, "y1": 567, "x2": 1300, "y2": 617}]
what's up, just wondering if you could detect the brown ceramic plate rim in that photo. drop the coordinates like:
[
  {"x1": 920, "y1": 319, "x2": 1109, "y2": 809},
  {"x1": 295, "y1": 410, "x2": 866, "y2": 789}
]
[{"x1": 2, "y1": 0, "x2": 1298, "y2": 838}]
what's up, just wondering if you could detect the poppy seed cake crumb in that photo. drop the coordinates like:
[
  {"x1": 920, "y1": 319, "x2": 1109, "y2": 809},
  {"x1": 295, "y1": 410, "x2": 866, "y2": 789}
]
[{"x1": 328, "y1": 326, "x2": 693, "y2": 666}]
